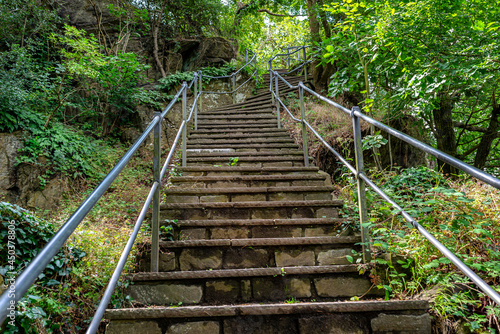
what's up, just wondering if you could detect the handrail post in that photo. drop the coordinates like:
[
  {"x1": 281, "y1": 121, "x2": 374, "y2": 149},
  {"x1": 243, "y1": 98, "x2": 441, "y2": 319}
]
[
  {"x1": 352, "y1": 106, "x2": 371, "y2": 263},
  {"x1": 275, "y1": 73, "x2": 281, "y2": 129},
  {"x1": 232, "y1": 74, "x2": 236, "y2": 104},
  {"x1": 254, "y1": 55, "x2": 257, "y2": 86},
  {"x1": 199, "y1": 73, "x2": 203, "y2": 114},
  {"x1": 270, "y1": 70, "x2": 275, "y2": 104},
  {"x1": 245, "y1": 49, "x2": 248, "y2": 63},
  {"x1": 303, "y1": 47, "x2": 307, "y2": 82},
  {"x1": 299, "y1": 83, "x2": 309, "y2": 167},
  {"x1": 287, "y1": 51, "x2": 291, "y2": 70},
  {"x1": 182, "y1": 82, "x2": 187, "y2": 167},
  {"x1": 151, "y1": 112, "x2": 161, "y2": 272},
  {"x1": 194, "y1": 72, "x2": 198, "y2": 131}
]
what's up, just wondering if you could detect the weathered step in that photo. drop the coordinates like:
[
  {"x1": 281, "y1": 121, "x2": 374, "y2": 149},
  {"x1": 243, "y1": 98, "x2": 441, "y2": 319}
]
[
  {"x1": 174, "y1": 166, "x2": 321, "y2": 176},
  {"x1": 188, "y1": 132, "x2": 291, "y2": 140},
  {"x1": 187, "y1": 137, "x2": 295, "y2": 145},
  {"x1": 200, "y1": 108, "x2": 275, "y2": 115},
  {"x1": 125, "y1": 265, "x2": 377, "y2": 306},
  {"x1": 160, "y1": 200, "x2": 343, "y2": 220},
  {"x1": 210, "y1": 99, "x2": 273, "y2": 111},
  {"x1": 164, "y1": 186, "x2": 334, "y2": 204},
  {"x1": 190, "y1": 128, "x2": 287, "y2": 134},
  {"x1": 105, "y1": 300, "x2": 431, "y2": 334},
  {"x1": 197, "y1": 114, "x2": 276, "y2": 120},
  {"x1": 185, "y1": 155, "x2": 307, "y2": 167},
  {"x1": 208, "y1": 105, "x2": 275, "y2": 113},
  {"x1": 186, "y1": 150, "x2": 301, "y2": 157},
  {"x1": 196, "y1": 120, "x2": 278, "y2": 128},
  {"x1": 136, "y1": 236, "x2": 360, "y2": 273},
  {"x1": 186, "y1": 143, "x2": 300, "y2": 152},
  {"x1": 169, "y1": 173, "x2": 329, "y2": 188},
  {"x1": 161, "y1": 217, "x2": 349, "y2": 240}
]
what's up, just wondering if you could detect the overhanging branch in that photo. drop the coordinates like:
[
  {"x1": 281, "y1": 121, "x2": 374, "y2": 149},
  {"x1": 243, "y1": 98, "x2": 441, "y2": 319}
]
[{"x1": 256, "y1": 9, "x2": 297, "y2": 17}]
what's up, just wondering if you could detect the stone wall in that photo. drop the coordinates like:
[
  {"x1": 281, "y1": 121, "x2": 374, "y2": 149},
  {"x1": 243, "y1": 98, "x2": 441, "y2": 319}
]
[{"x1": 57, "y1": 0, "x2": 238, "y2": 82}]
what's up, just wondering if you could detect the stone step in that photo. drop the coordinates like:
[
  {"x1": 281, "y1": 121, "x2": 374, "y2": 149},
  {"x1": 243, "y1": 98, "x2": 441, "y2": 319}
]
[
  {"x1": 245, "y1": 88, "x2": 295, "y2": 102},
  {"x1": 186, "y1": 150, "x2": 301, "y2": 157},
  {"x1": 105, "y1": 300, "x2": 431, "y2": 334},
  {"x1": 171, "y1": 172, "x2": 331, "y2": 188},
  {"x1": 161, "y1": 218, "x2": 349, "y2": 240},
  {"x1": 190, "y1": 128, "x2": 287, "y2": 134},
  {"x1": 196, "y1": 120, "x2": 278, "y2": 128},
  {"x1": 125, "y1": 266, "x2": 378, "y2": 306},
  {"x1": 197, "y1": 114, "x2": 276, "y2": 120},
  {"x1": 185, "y1": 155, "x2": 307, "y2": 167},
  {"x1": 187, "y1": 137, "x2": 295, "y2": 145},
  {"x1": 210, "y1": 99, "x2": 273, "y2": 111},
  {"x1": 209, "y1": 105, "x2": 275, "y2": 113},
  {"x1": 136, "y1": 236, "x2": 360, "y2": 273},
  {"x1": 188, "y1": 132, "x2": 291, "y2": 140},
  {"x1": 160, "y1": 200, "x2": 342, "y2": 220},
  {"x1": 186, "y1": 143, "x2": 300, "y2": 152},
  {"x1": 164, "y1": 186, "x2": 334, "y2": 204},
  {"x1": 200, "y1": 108, "x2": 274, "y2": 115},
  {"x1": 174, "y1": 166, "x2": 320, "y2": 176}
]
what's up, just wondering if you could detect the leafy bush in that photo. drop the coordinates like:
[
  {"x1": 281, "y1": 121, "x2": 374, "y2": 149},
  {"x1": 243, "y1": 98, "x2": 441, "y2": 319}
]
[
  {"x1": 156, "y1": 63, "x2": 237, "y2": 92},
  {"x1": 16, "y1": 122, "x2": 112, "y2": 188},
  {"x1": 0, "y1": 202, "x2": 85, "y2": 333},
  {"x1": 348, "y1": 167, "x2": 500, "y2": 332}
]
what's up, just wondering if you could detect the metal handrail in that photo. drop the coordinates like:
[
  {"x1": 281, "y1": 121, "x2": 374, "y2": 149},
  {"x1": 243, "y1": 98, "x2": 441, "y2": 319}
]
[
  {"x1": 201, "y1": 51, "x2": 258, "y2": 104},
  {"x1": 269, "y1": 64, "x2": 500, "y2": 306},
  {"x1": 0, "y1": 50, "x2": 258, "y2": 328}
]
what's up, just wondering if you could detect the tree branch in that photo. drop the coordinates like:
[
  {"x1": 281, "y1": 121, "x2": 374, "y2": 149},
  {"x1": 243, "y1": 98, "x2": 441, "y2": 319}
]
[{"x1": 256, "y1": 9, "x2": 297, "y2": 17}]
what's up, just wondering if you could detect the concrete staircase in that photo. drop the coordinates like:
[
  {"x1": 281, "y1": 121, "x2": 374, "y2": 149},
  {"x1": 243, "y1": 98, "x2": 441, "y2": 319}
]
[{"x1": 104, "y1": 73, "x2": 431, "y2": 334}]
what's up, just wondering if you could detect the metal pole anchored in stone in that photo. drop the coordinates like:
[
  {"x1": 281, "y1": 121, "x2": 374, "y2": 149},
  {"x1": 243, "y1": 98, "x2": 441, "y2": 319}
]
[
  {"x1": 182, "y1": 82, "x2": 187, "y2": 167},
  {"x1": 151, "y1": 111, "x2": 161, "y2": 272},
  {"x1": 299, "y1": 83, "x2": 309, "y2": 167},
  {"x1": 275, "y1": 73, "x2": 281, "y2": 129},
  {"x1": 352, "y1": 106, "x2": 371, "y2": 263}
]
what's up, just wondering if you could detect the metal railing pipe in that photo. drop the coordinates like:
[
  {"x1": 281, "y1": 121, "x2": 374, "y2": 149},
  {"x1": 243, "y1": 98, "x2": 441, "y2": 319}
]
[
  {"x1": 352, "y1": 106, "x2": 371, "y2": 262},
  {"x1": 358, "y1": 173, "x2": 500, "y2": 305},
  {"x1": 151, "y1": 111, "x2": 161, "y2": 272},
  {"x1": 0, "y1": 114, "x2": 161, "y2": 323},
  {"x1": 86, "y1": 181, "x2": 159, "y2": 334},
  {"x1": 275, "y1": 73, "x2": 281, "y2": 129},
  {"x1": 303, "y1": 47, "x2": 307, "y2": 81},
  {"x1": 232, "y1": 74, "x2": 236, "y2": 104},
  {"x1": 351, "y1": 110, "x2": 500, "y2": 190},
  {"x1": 194, "y1": 72, "x2": 198, "y2": 131},
  {"x1": 199, "y1": 73, "x2": 203, "y2": 115},
  {"x1": 299, "y1": 82, "x2": 309, "y2": 167},
  {"x1": 181, "y1": 83, "x2": 187, "y2": 167}
]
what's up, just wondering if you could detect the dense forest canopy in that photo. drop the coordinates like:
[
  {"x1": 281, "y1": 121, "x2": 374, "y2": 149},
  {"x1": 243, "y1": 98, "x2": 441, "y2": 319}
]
[{"x1": 0, "y1": 0, "x2": 499, "y2": 175}]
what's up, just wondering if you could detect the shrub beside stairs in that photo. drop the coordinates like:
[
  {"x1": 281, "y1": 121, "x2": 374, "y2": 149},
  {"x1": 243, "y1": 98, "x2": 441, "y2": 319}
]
[{"x1": 104, "y1": 73, "x2": 431, "y2": 333}]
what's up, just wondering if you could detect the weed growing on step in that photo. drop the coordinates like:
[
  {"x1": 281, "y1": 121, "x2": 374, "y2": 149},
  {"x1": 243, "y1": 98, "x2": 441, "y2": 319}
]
[{"x1": 228, "y1": 157, "x2": 239, "y2": 166}]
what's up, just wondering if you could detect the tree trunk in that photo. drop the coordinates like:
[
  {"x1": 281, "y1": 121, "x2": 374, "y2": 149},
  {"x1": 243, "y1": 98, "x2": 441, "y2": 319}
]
[
  {"x1": 306, "y1": 0, "x2": 333, "y2": 93},
  {"x1": 432, "y1": 93, "x2": 458, "y2": 175},
  {"x1": 474, "y1": 94, "x2": 500, "y2": 169},
  {"x1": 153, "y1": 0, "x2": 167, "y2": 78}
]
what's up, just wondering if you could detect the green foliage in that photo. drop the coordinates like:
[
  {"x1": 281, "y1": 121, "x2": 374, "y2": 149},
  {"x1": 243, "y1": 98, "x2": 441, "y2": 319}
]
[
  {"x1": 228, "y1": 157, "x2": 239, "y2": 166},
  {"x1": 51, "y1": 25, "x2": 150, "y2": 136},
  {"x1": 16, "y1": 122, "x2": 112, "y2": 187},
  {"x1": 0, "y1": 202, "x2": 85, "y2": 333},
  {"x1": 321, "y1": 0, "x2": 500, "y2": 170},
  {"x1": 156, "y1": 64, "x2": 236, "y2": 93},
  {"x1": 0, "y1": 45, "x2": 52, "y2": 132},
  {"x1": 348, "y1": 167, "x2": 500, "y2": 332},
  {"x1": 0, "y1": 0, "x2": 61, "y2": 49}
]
